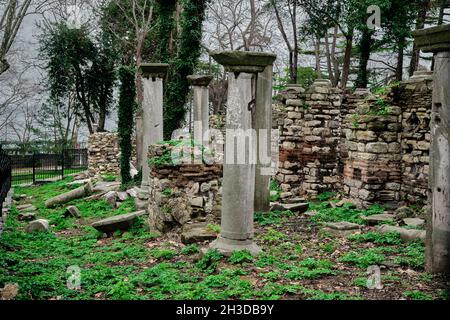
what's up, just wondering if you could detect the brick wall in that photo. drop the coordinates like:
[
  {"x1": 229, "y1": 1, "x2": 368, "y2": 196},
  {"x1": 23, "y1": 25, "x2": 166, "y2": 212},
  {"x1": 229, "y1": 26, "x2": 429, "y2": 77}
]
[{"x1": 275, "y1": 71, "x2": 433, "y2": 207}]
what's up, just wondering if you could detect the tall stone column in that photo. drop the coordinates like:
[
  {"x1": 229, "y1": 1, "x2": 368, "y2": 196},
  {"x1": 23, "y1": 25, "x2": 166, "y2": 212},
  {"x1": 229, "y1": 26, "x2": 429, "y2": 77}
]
[
  {"x1": 139, "y1": 63, "x2": 169, "y2": 189},
  {"x1": 254, "y1": 64, "x2": 274, "y2": 212},
  {"x1": 187, "y1": 75, "x2": 213, "y2": 145},
  {"x1": 209, "y1": 51, "x2": 276, "y2": 255},
  {"x1": 413, "y1": 24, "x2": 450, "y2": 273}
]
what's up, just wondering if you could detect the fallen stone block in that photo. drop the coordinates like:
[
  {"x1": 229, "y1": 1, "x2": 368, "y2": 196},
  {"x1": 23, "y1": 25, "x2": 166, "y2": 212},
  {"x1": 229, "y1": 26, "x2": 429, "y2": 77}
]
[
  {"x1": 377, "y1": 225, "x2": 426, "y2": 243},
  {"x1": 117, "y1": 192, "x2": 128, "y2": 202},
  {"x1": 127, "y1": 188, "x2": 138, "y2": 198},
  {"x1": 181, "y1": 223, "x2": 218, "y2": 244},
  {"x1": 18, "y1": 212, "x2": 36, "y2": 222},
  {"x1": 65, "y1": 206, "x2": 81, "y2": 218},
  {"x1": 0, "y1": 283, "x2": 19, "y2": 300},
  {"x1": 403, "y1": 218, "x2": 425, "y2": 228},
  {"x1": 45, "y1": 182, "x2": 93, "y2": 208},
  {"x1": 190, "y1": 197, "x2": 204, "y2": 208},
  {"x1": 91, "y1": 210, "x2": 147, "y2": 234},
  {"x1": 16, "y1": 204, "x2": 36, "y2": 212},
  {"x1": 93, "y1": 181, "x2": 121, "y2": 194},
  {"x1": 325, "y1": 221, "x2": 361, "y2": 231},
  {"x1": 361, "y1": 213, "x2": 395, "y2": 225},
  {"x1": 103, "y1": 191, "x2": 117, "y2": 207},
  {"x1": 282, "y1": 197, "x2": 307, "y2": 204},
  {"x1": 281, "y1": 203, "x2": 309, "y2": 213},
  {"x1": 67, "y1": 178, "x2": 92, "y2": 186},
  {"x1": 26, "y1": 219, "x2": 49, "y2": 233}
]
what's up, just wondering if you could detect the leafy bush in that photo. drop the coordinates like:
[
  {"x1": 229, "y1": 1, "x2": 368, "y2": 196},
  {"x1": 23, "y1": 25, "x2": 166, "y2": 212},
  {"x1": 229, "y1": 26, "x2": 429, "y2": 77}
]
[
  {"x1": 269, "y1": 180, "x2": 282, "y2": 202},
  {"x1": 339, "y1": 248, "x2": 385, "y2": 268},
  {"x1": 196, "y1": 249, "x2": 223, "y2": 274},
  {"x1": 150, "y1": 248, "x2": 177, "y2": 260},
  {"x1": 255, "y1": 210, "x2": 295, "y2": 226},
  {"x1": 229, "y1": 250, "x2": 253, "y2": 264},
  {"x1": 181, "y1": 244, "x2": 200, "y2": 255},
  {"x1": 403, "y1": 290, "x2": 433, "y2": 300},
  {"x1": 348, "y1": 232, "x2": 402, "y2": 245}
]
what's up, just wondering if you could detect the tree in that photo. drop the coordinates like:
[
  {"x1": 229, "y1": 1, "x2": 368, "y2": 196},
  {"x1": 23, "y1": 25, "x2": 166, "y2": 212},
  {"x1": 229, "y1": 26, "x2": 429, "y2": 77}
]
[
  {"x1": 40, "y1": 23, "x2": 117, "y2": 135},
  {"x1": 163, "y1": 0, "x2": 209, "y2": 139},
  {"x1": 101, "y1": 0, "x2": 154, "y2": 106},
  {"x1": 0, "y1": 0, "x2": 32, "y2": 75},
  {"x1": 382, "y1": 0, "x2": 422, "y2": 81},
  {"x1": 269, "y1": 0, "x2": 299, "y2": 84},
  {"x1": 408, "y1": 0, "x2": 431, "y2": 76},
  {"x1": 298, "y1": 0, "x2": 355, "y2": 88},
  {"x1": 205, "y1": 0, "x2": 273, "y2": 51},
  {"x1": 117, "y1": 66, "x2": 136, "y2": 186}
]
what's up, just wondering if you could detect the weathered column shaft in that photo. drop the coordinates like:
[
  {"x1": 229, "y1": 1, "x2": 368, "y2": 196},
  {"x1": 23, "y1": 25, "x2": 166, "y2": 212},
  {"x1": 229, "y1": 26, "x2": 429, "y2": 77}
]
[
  {"x1": 209, "y1": 51, "x2": 277, "y2": 256},
  {"x1": 188, "y1": 75, "x2": 213, "y2": 145},
  {"x1": 192, "y1": 85, "x2": 209, "y2": 144},
  {"x1": 254, "y1": 65, "x2": 273, "y2": 213},
  {"x1": 135, "y1": 115, "x2": 143, "y2": 169},
  {"x1": 413, "y1": 24, "x2": 450, "y2": 273},
  {"x1": 428, "y1": 51, "x2": 450, "y2": 272},
  {"x1": 220, "y1": 72, "x2": 255, "y2": 241},
  {"x1": 141, "y1": 77, "x2": 164, "y2": 187}
]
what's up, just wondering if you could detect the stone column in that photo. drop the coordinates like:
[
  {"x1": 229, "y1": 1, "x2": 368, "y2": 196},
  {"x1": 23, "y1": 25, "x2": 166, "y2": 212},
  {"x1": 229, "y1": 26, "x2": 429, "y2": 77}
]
[
  {"x1": 139, "y1": 63, "x2": 169, "y2": 189},
  {"x1": 254, "y1": 64, "x2": 274, "y2": 212},
  {"x1": 187, "y1": 75, "x2": 213, "y2": 145},
  {"x1": 209, "y1": 51, "x2": 276, "y2": 255},
  {"x1": 413, "y1": 24, "x2": 450, "y2": 273}
]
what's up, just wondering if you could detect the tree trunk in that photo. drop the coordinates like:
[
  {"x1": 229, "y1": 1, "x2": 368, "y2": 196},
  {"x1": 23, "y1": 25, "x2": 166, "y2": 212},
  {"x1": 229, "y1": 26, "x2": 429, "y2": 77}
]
[
  {"x1": 409, "y1": 0, "x2": 430, "y2": 76},
  {"x1": 355, "y1": 29, "x2": 372, "y2": 89},
  {"x1": 324, "y1": 30, "x2": 334, "y2": 84},
  {"x1": 331, "y1": 25, "x2": 340, "y2": 87},
  {"x1": 340, "y1": 32, "x2": 353, "y2": 89},
  {"x1": 396, "y1": 37, "x2": 405, "y2": 82},
  {"x1": 314, "y1": 36, "x2": 321, "y2": 78}
]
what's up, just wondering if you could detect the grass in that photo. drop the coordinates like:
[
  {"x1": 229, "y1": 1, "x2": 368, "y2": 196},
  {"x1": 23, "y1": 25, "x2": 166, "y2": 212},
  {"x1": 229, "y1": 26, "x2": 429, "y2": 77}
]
[
  {"x1": 11, "y1": 168, "x2": 86, "y2": 186},
  {"x1": 0, "y1": 181, "x2": 443, "y2": 300}
]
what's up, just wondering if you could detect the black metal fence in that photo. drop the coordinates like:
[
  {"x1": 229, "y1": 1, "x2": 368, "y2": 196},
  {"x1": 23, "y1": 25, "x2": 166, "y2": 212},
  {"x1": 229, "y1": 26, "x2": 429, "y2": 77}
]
[
  {"x1": 0, "y1": 149, "x2": 12, "y2": 215},
  {"x1": 1, "y1": 148, "x2": 88, "y2": 186}
]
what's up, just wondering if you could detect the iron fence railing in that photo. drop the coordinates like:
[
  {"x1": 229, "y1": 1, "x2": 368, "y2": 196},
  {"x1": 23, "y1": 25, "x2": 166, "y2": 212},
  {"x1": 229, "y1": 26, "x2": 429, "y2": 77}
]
[
  {"x1": 0, "y1": 149, "x2": 12, "y2": 216},
  {"x1": 0, "y1": 148, "x2": 88, "y2": 186}
]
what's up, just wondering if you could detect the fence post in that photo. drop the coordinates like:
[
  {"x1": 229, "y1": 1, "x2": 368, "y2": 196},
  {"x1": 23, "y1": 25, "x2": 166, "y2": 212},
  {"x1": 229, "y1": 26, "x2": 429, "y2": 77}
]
[
  {"x1": 32, "y1": 152, "x2": 36, "y2": 184},
  {"x1": 61, "y1": 149, "x2": 65, "y2": 179}
]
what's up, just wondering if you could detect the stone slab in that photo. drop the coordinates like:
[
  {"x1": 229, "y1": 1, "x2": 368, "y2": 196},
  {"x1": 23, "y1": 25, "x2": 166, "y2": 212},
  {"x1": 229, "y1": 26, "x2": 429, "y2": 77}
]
[
  {"x1": 26, "y1": 219, "x2": 49, "y2": 233},
  {"x1": 91, "y1": 211, "x2": 147, "y2": 234},
  {"x1": 377, "y1": 225, "x2": 426, "y2": 243},
  {"x1": 361, "y1": 213, "x2": 395, "y2": 225},
  {"x1": 181, "y1": 222, "x2": 218, "y2": 244},
  {"x1": 403, "y1": 218, "x2": 425, "y2": 228}
]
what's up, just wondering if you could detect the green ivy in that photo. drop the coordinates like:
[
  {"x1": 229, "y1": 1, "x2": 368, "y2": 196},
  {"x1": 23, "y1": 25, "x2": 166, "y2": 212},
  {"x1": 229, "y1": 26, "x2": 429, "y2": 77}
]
[
  {"x1": 163, "y1": 0, "x2": 209, "y2": 138},
  {"x1": 117, "y1": 66, "x2": 136, "y2": 185}
]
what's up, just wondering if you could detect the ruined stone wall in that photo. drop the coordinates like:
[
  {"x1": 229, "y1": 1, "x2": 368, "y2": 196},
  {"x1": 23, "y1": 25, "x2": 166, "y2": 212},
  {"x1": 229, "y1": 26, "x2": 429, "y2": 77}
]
[
  {"x1": 342, "y1": 96, "x2": 403, "y2": 206},
  {"x1": 88, "y1": 133, "x2": 120, "y2": 177},
  {"x1": 398, "y1": 72, "x2": 433, "y2": 202},
  {"x1": 275, "y1": 80, "x2": 342, "y2": 199},
  {"x1": 147, "y1": 143, "x2": 222, "y2": 232},
  {"x1": 88, "y1": 132, "x2": 137, "y2": 178},
  {"x1": 275, "y1": 72, "x2": 433, "y2": 206}
]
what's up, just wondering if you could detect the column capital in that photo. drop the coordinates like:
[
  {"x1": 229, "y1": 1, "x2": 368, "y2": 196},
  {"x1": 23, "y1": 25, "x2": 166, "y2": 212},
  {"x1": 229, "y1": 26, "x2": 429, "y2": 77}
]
[
  {"x1": 211, "y1": 51, "x2": 276, "y2": 73},
  {"x1": 187, "y1": 75, "x2": 213, "y2": 86},
  {"x1": 412, "y1": 24, "x2": 450, "y2": 53},
  {"x1": 139, "y1": 63, "x2": 169, "y2": 78}
]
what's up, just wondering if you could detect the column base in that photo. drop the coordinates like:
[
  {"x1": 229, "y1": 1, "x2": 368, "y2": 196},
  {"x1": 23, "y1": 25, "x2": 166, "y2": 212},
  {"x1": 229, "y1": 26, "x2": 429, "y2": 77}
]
[{"x1": 209, "y1": 236, "x2": 262, "y2": 256}]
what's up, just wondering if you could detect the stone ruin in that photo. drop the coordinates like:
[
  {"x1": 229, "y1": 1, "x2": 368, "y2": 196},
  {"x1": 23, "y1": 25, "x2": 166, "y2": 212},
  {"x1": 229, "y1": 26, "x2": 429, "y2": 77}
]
[
  {"x1": 84, "y1": 25, "x2": 450, "y2": 270},
  {"x1": 87, "y1": 132, "x2": 137, "y2": 178},
  {"x1": 274, "y1": 72, "x2": 433, "y2": 208},
  {"x1": 147, "y1": 143, "x2": 222, "y2": 232}
]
